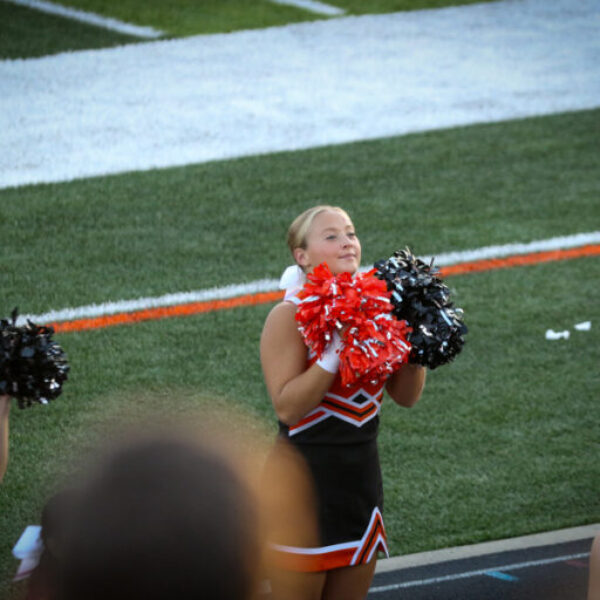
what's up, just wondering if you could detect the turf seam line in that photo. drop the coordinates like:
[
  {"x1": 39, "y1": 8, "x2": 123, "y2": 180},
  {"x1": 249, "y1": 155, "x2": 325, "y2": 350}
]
[
  {"x1": 268, "y1": 0, "x2": 345, "y2": 16},
  {"x1": 425, "y1": 231, "x2": 600, "y2": 266},
  {"x1": 4, "y1": 0, "x2": 164, "y2": 38},
  {"x1": 14, "y1": 236, "x2": 600, "y2": 332},
  {"x1": 48, "y1": 243, "x2": 598, "y2": 333},
  {"x1": 15, "y1": 232, "x2": 599, "y2": 326}
]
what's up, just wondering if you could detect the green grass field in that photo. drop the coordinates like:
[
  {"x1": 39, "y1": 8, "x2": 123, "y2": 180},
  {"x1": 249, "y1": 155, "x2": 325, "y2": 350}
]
[
  {"x1": 1, "y1": 0, "x2": 498, "y2": 58},
  {"x1": 52, "y1": 0, "x2": 497, "y2": 36},
  {"x1": 2, "y1": 110, "x2": 598, "y2": 311},
  {"x1": 0, "y1": 0, "x2": 599, "y2": 596},
  {"x1": 1, "y1": 108, "x2": 599, "y2": 596},
  {"x1": 0, "y1": 2, "x2": 138, "y2": 59}
]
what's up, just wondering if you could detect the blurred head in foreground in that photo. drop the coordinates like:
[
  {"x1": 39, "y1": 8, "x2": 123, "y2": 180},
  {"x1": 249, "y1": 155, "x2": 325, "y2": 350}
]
[{"x1": 56, "y1": 432, "x2": 260, "y2": 600}]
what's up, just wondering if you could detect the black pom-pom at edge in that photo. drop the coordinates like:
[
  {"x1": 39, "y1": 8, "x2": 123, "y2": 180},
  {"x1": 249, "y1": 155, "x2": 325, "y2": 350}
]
[
  {"x1": 0, "y1": 309, "x2": 70, "y2": 409},
  {"x1": 374, "y1": 248, "x2": 467, "y2": 370}
]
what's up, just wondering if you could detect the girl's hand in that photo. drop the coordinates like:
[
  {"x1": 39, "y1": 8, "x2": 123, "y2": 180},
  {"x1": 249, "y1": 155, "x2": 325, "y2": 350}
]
[{"x1": 385, "y1": 364, "x2": 426, "y2": 408}]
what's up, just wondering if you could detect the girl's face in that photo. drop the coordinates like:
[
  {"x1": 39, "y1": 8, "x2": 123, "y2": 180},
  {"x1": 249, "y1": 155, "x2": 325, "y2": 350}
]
[{"x1": 294, "y1": 210, "x2": 361, "y2": 275}]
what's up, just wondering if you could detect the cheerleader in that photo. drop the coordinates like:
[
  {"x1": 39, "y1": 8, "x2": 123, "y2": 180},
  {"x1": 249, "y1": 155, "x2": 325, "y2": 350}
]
[{"x1": 260, "y1": 206, "x2": 426, "y2": 600}]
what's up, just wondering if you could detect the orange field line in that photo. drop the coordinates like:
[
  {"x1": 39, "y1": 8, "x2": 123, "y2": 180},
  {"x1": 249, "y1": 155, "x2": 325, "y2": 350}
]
[
  {"x1": 438, "y1": 244, "x2": 600, "y2": 276},
  {"x1": 52, "y1": 291, "x2": 284, "y2": 333},
  {"x1": 51, "y1": 244, "x2": 600, "y2": 334}
]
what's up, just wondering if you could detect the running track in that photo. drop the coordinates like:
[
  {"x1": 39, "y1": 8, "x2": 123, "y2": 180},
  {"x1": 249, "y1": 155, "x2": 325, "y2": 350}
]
[{"x1": 369, "y1": 526, "x2": 598, "y2": 599}]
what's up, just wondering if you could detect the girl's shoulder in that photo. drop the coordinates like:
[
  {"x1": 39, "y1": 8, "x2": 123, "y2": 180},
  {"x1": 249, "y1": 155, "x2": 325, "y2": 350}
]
[
  {"x1": 261, "y1": 301, "x2": 304, "y2": 349},
  {"x1": 266, "y1": 300, "x2": 297, "y2": 324}
]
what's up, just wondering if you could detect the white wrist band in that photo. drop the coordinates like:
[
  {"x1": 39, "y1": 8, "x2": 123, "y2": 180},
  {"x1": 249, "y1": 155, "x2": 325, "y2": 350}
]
[{"x1": 316, "y1": 331, "x2": 342, "y2": 373}]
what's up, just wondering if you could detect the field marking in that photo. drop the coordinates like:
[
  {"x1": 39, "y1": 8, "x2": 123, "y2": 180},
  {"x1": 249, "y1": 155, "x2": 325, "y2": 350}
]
[
  {"x1": 2, "y1": 0, "x2": 599, "y2": 189},
  {"x1": 423, "y1": 232, "x2": 600, "y2": 267},
  {"x1": 566, "y1": 560, "x2": 589, "y2": 568},
  {"x1": 485, "y1": 570, "x2": 519, "y2": 582},
  {"x1": 268, "y1": 0, "x2": 345, "y2": 16},
  {"x1": 439, "y1": 244, "x2": 600, "y2": 276},
  {"x1": 13, "y1": 232, "x2": 600, "y2": 332},
  {"x1": 368, "y1": 551, "x2": 589, "y2": 592},
  {"x1": 4, "y1": 0, "x2": 164, "y2": 38},
  {"x1": 48, "y1": 291, "x2": 285, "y2": 333}
]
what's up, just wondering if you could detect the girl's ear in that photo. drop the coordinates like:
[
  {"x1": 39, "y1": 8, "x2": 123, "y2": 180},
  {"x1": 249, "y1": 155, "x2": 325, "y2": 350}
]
[{"x1": 293, "y1": 247, "x2": 309, "y2": 269}]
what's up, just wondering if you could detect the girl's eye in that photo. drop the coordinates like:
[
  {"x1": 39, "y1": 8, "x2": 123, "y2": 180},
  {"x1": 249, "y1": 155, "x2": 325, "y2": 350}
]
[
  {"x1": 347, "y1": 232, "x2": 356, "y2": 238},
  {"x1": 326, "y1": 235, "x2": 337, "y2": 240}
]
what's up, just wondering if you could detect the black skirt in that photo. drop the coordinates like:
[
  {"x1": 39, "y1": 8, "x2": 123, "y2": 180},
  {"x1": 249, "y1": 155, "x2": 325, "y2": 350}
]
[
  {"x1": 267, "y1": 437, "x2": 388, "y2": 572},
  {"x1": 297, "y1": 437, "x2": 383, "y2": 546}
]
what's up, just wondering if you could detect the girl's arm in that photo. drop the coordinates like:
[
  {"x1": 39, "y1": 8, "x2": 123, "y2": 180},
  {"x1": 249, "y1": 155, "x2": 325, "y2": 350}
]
[
  {"x1": 260, "y1": 302, "x2": 337, "y2": 426},
  {"x1": 0, "y1": 395, "x2": 11, "y2": 483},
  {"x1": 385, "y1": 363, "x2": 426, "y2": 408}
]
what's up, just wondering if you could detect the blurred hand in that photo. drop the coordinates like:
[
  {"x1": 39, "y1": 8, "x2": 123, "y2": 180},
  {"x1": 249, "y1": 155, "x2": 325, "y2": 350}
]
[{"x1": 0, "y1": 395, "x2": 10, "y2": 416}]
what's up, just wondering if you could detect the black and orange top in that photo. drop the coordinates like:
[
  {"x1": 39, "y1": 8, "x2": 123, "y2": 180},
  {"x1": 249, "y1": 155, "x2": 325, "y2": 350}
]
[{"x1": 278, "y1": 354, "x2": 386, "y2": 445}]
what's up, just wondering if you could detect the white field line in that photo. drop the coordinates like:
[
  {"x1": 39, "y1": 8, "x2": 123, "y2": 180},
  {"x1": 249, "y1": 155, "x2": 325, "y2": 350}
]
[
  {"x1": 421, "y1": 231, "x2": 600, "y2": 267},
  {"x1": 2, "y1": 0, "x2": 599, "y2": 190},
  {"x1": 369, "y1": 552, "x2": 590, "y2": 592},
  {"x1": 268, "y1": 0, "x2": 345, "y2": 17},
  {"x1": 5, "y1": 0, "x2": 164, "y2": 39},
  {"x1": 15, "y1": 279, "x2": 282, "y2": 327},
  {"x1": 15, "y1": 231, "x2": 600, "y2": 327}
]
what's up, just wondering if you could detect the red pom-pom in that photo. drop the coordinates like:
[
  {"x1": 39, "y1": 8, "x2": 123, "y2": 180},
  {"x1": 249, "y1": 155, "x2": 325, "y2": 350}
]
[
  {"x1": 295, "y1": 263, "x2": 411, "y2": 386},
  {"x1": 340, "y1": 315, "x2": 411, "y2": 387}
]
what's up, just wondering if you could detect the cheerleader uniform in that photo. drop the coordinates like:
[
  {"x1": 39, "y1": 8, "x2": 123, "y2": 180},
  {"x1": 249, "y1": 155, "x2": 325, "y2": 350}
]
[{"x1": 269, "y1": 272, "x2": 390, "y2": 572}]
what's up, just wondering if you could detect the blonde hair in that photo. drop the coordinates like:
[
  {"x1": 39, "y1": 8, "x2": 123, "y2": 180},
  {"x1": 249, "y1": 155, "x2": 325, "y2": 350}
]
[{"x1": 287, "y1": 206, "x2": 351, "y2": 257}]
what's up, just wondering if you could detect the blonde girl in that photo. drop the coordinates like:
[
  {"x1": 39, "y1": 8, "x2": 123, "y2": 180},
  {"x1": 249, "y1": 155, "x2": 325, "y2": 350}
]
[{"x1": 261, "y1": 206, "x2": 425, "y2": 600}]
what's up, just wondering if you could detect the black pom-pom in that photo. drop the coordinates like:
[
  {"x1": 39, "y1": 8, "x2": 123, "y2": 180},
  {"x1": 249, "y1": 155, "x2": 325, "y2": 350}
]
[
  {"x1": 374, "y1": 249, "x2": 467, "y2": 369},
  {"x1": 0, "y1": 308, "x2": 70, "y2": 408}
]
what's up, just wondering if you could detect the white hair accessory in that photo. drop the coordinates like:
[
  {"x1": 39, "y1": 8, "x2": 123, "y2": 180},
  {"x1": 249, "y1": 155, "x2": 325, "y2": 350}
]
[
  {"x1": 279, "y1": 265, "x2": 307, "y2": 304},
  {"x1": 279, "y1": 265, "x2": 306, "y2": 290}
]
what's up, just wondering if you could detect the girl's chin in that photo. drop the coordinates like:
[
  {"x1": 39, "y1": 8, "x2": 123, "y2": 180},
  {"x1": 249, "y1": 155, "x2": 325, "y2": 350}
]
[
  {"x1": 331, "y1": 265, "x2": 358, "y2": 276},
  {"x1": 308, "y1": 260, "x2": 359, "y2": 275}
]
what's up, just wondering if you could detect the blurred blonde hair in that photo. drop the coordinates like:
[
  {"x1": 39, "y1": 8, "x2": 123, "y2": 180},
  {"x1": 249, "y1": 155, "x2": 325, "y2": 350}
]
[{"x1": 286, "y1": 205, "x2": 351, "y2": 258}]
